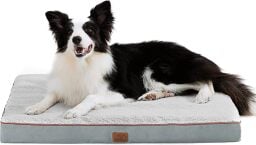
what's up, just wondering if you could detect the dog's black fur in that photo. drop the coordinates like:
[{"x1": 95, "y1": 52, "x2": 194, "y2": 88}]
[
  {"x1": 47, "y1": 1, "x2": 254, "y2": 115},
  {"x1": 107, "y1": 41, "x2": 254, "y2": 115}
]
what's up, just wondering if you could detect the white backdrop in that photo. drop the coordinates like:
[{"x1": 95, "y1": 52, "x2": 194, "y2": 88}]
[{"x1": 0, "y1": 0, "x2": 255, "y2": 144}]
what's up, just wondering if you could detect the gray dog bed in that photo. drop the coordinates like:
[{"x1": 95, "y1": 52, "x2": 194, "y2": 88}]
[{"x1": 1, "y1": 75, "x2": 241, "y2": 143}]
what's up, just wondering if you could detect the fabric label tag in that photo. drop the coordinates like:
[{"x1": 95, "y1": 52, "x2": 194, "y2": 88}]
[{"x1": 112, "y1": 132, "x2": 128, "y2": 143}]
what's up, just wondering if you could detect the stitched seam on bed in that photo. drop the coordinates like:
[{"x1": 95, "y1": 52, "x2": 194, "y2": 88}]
[{"x1": 0, "y1": 121, "x2": 241, "y2": 126}]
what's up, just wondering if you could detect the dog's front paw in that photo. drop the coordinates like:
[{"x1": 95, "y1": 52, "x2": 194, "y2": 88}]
[
  {"x1": 64, "y1": 109, "x2": 83, "y2": 119},
  {"x1": 25, "y1": 104, "x2": 45, "y2": 115}
]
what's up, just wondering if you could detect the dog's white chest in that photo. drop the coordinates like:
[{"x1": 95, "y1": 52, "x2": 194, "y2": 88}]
[{"x1": 48, "y1": 52, "x2": 114, "y2": 106}]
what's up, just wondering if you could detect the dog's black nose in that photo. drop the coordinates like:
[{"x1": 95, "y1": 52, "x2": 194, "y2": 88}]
[{"x1": 72, "y1": 36, "x2": 82, "y2": 45}]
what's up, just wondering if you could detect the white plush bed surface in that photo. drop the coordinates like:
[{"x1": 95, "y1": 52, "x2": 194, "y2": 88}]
[{"x1": 1, "y1": 74, "x2": 240, "y2": 125}]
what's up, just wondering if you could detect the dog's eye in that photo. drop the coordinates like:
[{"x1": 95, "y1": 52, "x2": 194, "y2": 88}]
[
  {"x1": 86, "y1": 28, "x2": 94, "y2": 35},
  {"x1": 67, "y1": 30, "x2": 73, "y2": 35}
]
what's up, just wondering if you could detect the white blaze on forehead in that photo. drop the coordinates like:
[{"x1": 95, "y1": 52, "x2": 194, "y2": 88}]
[{"x1": 70, "y1": 19, "x2": 94, "y2": 48}]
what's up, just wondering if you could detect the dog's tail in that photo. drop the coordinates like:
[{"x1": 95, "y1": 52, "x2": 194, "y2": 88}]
[{"x1": 213, "y1": 73, "x2": 255, "y2": 115}]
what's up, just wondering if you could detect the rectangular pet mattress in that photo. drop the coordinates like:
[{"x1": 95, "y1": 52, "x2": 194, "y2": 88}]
[{"x1": 1, "y1": 75, "x2": 241, "y2": 143}]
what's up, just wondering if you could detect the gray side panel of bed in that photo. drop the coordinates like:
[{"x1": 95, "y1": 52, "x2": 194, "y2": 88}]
[{"x1": 1, "y1": 124, "x2": 240, "y2": 143}]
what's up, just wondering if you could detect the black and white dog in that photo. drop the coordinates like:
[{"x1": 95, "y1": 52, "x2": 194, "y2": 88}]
[{"x1": 26, "y1": 1, "x2": 254, "y2": 119}]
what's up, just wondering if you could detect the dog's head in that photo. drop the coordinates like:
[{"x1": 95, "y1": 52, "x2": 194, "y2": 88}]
[{"x1": 45, "y1": 1, "x2": 114, "y2": 58}]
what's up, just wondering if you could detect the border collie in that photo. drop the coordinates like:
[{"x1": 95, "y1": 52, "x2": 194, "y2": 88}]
[{"x1": 25, "y1": 1, "x2": 254, "y2": 119}]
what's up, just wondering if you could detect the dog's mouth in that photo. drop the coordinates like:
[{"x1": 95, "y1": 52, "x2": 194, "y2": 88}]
[{"x1": 74, "y1": 44, "x2": 93, "y2": 57}]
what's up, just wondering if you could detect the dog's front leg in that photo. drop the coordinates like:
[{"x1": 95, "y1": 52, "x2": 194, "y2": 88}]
[
  {"x1": 64, "y1": 92, "x2": 125, "y2": 119},
  {"x1": 25, "y1": 93, "x2": 58, "y2": 115},
  {"x1": 63, "y1": 95, "x2": 97, "y2": 119}
]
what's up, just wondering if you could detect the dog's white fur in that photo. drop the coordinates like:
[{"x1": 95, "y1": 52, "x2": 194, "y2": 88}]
[
  {"x1": 25, "y1": 20, "x2": 215, "y2": 119},
  {"x1": 26, "y1": 47, "x2": 127, "y2": 118}
]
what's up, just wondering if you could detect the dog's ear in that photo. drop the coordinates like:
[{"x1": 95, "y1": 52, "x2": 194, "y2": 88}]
[
  {"x1": 45, "y1": 11, "x2": 73, "y2": 52},
  {"x1": 89, "y1": 1, "x2": 114, "y2": 41},
  {"x1": 45, "y1": 11, "x2": 71, "y2": 32}
]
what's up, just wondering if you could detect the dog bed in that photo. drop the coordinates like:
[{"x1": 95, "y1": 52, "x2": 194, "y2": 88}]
[{"x1": 1, "y1": 74, "x2": 241, "y2": 143}]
